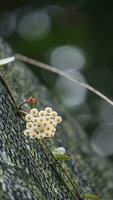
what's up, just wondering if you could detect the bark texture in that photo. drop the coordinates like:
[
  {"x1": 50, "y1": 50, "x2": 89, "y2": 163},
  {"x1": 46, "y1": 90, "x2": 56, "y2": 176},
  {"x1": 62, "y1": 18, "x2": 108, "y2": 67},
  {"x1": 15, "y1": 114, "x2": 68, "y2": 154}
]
[{"x1": 0, "y1": 38, "x2": 113, "y2": 200}]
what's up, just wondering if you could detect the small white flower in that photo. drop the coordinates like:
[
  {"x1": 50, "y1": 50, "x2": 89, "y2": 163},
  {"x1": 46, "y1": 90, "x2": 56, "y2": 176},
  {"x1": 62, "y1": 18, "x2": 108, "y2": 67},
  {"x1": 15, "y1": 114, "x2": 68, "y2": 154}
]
[
  {"x1": 29, "y1": 131, "x2": 37, "y2": 139},
  {"x1": 37, "y1": 133, "x2": 44, "y2": 139},
  {"x1": 44, "y1": 130, "x2": 53, "y2": 137},
  {"x1": 33, "y1": 117, "x2": 39, "y2": 124},
  {"x1": 26, "y1": 122, "x2": 34, "y2": 129},
  {"x1": 50, "y1": 111, "x2": 57, "y2": 119},
  {"x1": 38, "y1": 110, "x2": 45, "y2": 117},
  {"x1": 39, "y1": 117, "x2": 44, "y2": 122},
  {"x1": 23, "y1": 129, "x2": 31, "y2": 136},
  {"x1": 32, "y1": 125, "x2": 39, "y2": 132},
  {"x1": 23, "y1": 106, "x2": 62, "y2": 139},
  {"x1": 55, "y1": 116, "x2": 62, "y2": 124},
  {"x1": 49, "y1": 120, "x2": 53, "y2": 125},
  {"x1": 30, "y1": 108, "x2": 38, "y2": 116},
  {"x1": 51, "y1": 132, "x2": 55, "y2": 137},
  {"x1": 51, "y1": 127, "x2": 56, "y2": 132},
  {"x1": 45, "y1": 116, "x2": 50, "y2": 121},
  {"x1": 36, "y1": 121, "x2": 41, "y2": 126},
  {"x1": 42, "y1": 120, "x2": 47, "y2": 127},
  {"x1": 45, "y1": 107, "x2": 52, "y2": 114},
  {"x1": 45, "y1": 125, "x2": 52, "y2": 132},
  {"x1": 53, "y1": 122, "x2": 57, "y2": 127},
  {"x1": 25, "y1": 114, "x2": 33, "y2": 122}
]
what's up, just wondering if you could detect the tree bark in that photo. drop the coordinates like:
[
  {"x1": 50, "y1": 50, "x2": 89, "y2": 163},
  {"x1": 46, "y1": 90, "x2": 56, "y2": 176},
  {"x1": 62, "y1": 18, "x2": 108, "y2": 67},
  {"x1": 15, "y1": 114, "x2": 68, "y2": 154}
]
[{"x1": 0, "y1": 38, "x2": 113, "y2": 200}]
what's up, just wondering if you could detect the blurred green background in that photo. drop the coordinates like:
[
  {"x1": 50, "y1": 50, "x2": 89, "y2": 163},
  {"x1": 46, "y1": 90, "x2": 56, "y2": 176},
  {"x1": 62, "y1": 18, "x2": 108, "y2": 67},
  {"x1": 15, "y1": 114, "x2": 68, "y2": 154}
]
[{"x1": 1, "y1": 0, "x2": 113, "y2": 156}]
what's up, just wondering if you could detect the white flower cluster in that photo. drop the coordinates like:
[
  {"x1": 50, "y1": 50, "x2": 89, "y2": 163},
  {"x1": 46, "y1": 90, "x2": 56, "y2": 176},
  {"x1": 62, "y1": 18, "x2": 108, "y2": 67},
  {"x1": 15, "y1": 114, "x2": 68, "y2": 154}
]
[{"x1": 23, "y1": 107, "x2": 62, "y2": 139}]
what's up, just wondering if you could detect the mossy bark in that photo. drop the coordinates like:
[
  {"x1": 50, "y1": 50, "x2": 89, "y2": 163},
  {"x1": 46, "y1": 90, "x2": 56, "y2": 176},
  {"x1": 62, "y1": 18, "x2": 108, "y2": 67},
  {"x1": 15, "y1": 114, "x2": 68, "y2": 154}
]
[{"x1": 0, "y1": 38, "x2": 113, "y2": 200}]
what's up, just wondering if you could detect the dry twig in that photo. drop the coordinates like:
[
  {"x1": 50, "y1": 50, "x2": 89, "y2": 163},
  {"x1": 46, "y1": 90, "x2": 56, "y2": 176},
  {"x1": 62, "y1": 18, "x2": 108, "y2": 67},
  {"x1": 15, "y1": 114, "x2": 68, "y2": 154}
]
[{"x1": 15, "y1": 53, "x2": 113, "y2": 106}]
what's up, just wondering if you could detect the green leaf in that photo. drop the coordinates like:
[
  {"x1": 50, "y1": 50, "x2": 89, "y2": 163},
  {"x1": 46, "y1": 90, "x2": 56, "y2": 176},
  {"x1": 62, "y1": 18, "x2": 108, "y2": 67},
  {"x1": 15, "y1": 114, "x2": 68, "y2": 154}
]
[
  {"x1": 53, "y1": 153, "x2": 71, "y2": 161},
  {"x1": 82, "y1": 194, "x2": 100, "y2": 200}
]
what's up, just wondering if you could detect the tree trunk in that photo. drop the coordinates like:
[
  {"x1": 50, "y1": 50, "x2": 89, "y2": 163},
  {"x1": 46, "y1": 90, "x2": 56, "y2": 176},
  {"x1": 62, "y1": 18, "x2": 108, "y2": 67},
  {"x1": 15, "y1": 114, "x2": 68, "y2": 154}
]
[{"x1": 0, "y1": 38, "x2": 113, "y2": 200}]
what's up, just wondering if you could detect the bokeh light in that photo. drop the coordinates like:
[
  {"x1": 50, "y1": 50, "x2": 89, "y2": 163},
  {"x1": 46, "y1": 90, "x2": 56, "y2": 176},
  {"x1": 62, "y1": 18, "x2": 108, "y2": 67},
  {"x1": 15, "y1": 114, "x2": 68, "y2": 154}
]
[
  {"x1": 76, "y1": 104, "x2": 92, "y2": 128},
  {"x1": 55, "y1": 69, "x2": 87, "y2": 108},
  {"x1": 50, "y1": 45, "x2": 86, "y2": 70},
  {"x1": 17, "y1": 11, "x2": 51, "y2": 41},
  {"x1": 98, "y1": 101, "x2": 113, "y2": 124},
  {"x1": 91, "y1": 123, "x2": 113, "y2": 156}
]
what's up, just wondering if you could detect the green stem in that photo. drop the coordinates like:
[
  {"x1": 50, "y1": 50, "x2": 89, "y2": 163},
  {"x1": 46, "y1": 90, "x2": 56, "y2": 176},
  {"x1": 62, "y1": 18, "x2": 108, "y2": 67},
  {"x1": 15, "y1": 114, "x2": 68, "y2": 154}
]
[
  {"x1": 18, "y1": 109, "x2": 28, "y2": 116},
  {"x1": 41, "y1": 139, "x2": 83, "y2": 200},
  {"x1": 18, "y1": 100, "x2": 28, "y2": 109}
]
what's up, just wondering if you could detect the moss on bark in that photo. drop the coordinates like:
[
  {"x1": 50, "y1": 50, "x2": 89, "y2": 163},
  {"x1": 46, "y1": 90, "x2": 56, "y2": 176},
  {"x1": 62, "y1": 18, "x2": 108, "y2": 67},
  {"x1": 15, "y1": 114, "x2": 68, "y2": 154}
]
[{"x1": 0, "y1": 38, "x2": 113, "y2": 200}]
